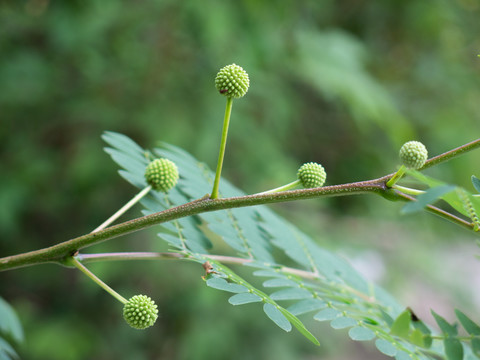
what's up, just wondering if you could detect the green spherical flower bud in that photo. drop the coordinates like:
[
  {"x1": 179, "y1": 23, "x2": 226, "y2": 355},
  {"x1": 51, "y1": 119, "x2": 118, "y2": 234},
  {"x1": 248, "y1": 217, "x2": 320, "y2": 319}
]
[
  {"x1": 297, "y1": 162, "x2": 326, "y2": 188},
  {"x1": 145, "y1": 158, "x2": 179, "y2": 192},
  {"x1": 123, "y1": 295, "x2": 158, "y2": 330},
  {"x1": 215, "y1": 63, "x2": 249, "y2": 98},
  {"x1": 399, "y1": 141, "x2": 428, "y2": 169}
]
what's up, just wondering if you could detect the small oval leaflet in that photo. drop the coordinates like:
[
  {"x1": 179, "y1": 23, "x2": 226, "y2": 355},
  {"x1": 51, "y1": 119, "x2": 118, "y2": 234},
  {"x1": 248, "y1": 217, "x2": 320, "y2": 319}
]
[
  {"x1": 206, "y1": 277, "x2": 248, "y2": 293},
  {"x1": 348, "y1": 326, "x2": 376, "y2": 341},
  {"x1": 270, "y1": 288, "x2": 313, "y2": 301},
  {"x1": 314, "y1": 308, "x2": 341, "y2": 322},
  {"x1": 375, "y1": 338, "x2": 397, "y2": 357},
  {"x1": 228, "y1": 293, "x2": 262, "y2": 305},
  {"x1": 330, "y1": 316, "x2": 358, "y2": 330},
  {"x1": 263, "y1": 303, "x2": 292, "y2": 332}
]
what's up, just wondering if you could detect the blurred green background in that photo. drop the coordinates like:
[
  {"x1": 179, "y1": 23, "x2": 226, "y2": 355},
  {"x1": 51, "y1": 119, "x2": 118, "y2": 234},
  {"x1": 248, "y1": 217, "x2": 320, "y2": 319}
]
[{"x1": 1, "y1": 0, "x2": 479, "y2": 359}]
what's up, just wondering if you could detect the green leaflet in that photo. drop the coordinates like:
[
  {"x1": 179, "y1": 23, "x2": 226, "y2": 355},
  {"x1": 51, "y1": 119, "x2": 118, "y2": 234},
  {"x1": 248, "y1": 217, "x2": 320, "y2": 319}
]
[
  {"x1": 401, "y1": 185, "x2": 456, "y2": 214},
  {"x1": 455, "y1": 309, "x2": 480, "y2": 335},
  {"x1": 103, "y1": 132, "x2": 477, "y2": 359},
  {"x1": 0, "y1": 297, "x2": 23, "y2": 360},
  {"x1": 472, "y1": 176, "x2": 480, "y2": 194}
]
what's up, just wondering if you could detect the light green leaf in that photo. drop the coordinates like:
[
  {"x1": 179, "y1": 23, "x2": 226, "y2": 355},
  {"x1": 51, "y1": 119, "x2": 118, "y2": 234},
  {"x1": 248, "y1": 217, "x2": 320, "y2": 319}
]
[
  {"x1": 0, "y1": 297, "x2": 23, "y2": 343},
  {"x1": 375, "y1": 338, "x2": 398, "y2": 357},
  {"x1": 206, "y1": 277, "x2": 248, "y2": 293},
  {"x1": 263, "y1": 303, "x2": 291, "y2": 332},
  {"x1": 270, "y1": 288, "x2": 313, "y2": 301},
  {"x1": 0, "y1": 337, "x2": 18, "y2": 360},
  {"x1": 262, "y1": 278, "x2": 298, "y2": 288},
  {"x1": 314, "y1": 308, "x2": 341, "y2": 321},
  {"x1": 228, "y1": 293, "x2": 262, "y2": 305},
  {"x1": 395, "y1": 350, "x2": 413, "y2": 360},
  {"x1": 330, "y1": 316, "x2": 358, "y2": 329},
  {"x1": 390, "y1": 309, "x2": 412, "y2": 339},
  {"x1": 348, "y1": 326, "x2": 376, "y2": 341},
  {"x1": 287, "y1": 299, "x2": 327, "y2": 316},
  {"x1": 444, "y1": 338, "x2": 464, "y2": 360}
]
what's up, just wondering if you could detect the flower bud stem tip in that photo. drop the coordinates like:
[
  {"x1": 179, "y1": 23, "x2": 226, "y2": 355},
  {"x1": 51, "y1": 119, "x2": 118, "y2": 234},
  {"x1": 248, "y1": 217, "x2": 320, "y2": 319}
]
[
  {"x1": 92, "y1": 185, "x2": 152, "y2": 233},
  {"x1": 211, "y1": 97, "x2": 233, "y2": 199},
  {"x1": 70, "y1": 256, "x2": 127, "y2": 304}
]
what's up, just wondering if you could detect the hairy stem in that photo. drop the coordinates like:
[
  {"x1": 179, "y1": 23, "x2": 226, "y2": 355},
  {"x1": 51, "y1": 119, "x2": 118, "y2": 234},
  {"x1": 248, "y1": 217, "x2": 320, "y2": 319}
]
[
  {"x1": 1, "y1": 138, "x2": 479, "y2": 272},
  {"x1": 211, "y1": 97, "x2": 233, "y2": 199},
  {"x1": 0, "y1": 179, "x2": 386, "y2": 271}
]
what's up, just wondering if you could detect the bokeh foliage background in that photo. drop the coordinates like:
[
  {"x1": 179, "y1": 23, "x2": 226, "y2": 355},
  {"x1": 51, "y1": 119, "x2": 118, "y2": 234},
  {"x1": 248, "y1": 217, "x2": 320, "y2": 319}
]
[{"x1": 1, "y1": 0, "x2": 479, "y2": 359}]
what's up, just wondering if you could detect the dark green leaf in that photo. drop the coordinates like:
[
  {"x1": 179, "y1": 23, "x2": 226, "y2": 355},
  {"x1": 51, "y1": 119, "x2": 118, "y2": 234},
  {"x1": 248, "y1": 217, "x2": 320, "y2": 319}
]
[
  {"x1": 348, "y1": 326, "x2": 376, "y2": 341},
  {"x1": 263, "y1": 303, "x2": 291, "y2": 332},
  {"x1": 228, "y1": 293, "x2": 262, "y2": 305},
  {"x1": 402, "y1": 185, "x2": 456, "y2": 214},
  {"x1": 390, "y1": 310, "x2": 412, "y2": 338},
  {"x1": 471, "y1": 338, "x2": 480, "y2": 356},
  {"x1": 455, "y1": 309, "x2": 480, "y2": 335},
  {"x1": 444, "y1": 338, "x2": 464, "y2": 360},
  {"x1": 432, "y1": 310, "x2": 458, "y2": 336},
  {"x1": 375, "y1": 338, "x2": 397, "y2": 357},
  {"x1": 206, "y1": 277, "x2": 248, "y2": 293},
  {"x1": 472, "y1": 175, "x2": 480, "y2": 194}
]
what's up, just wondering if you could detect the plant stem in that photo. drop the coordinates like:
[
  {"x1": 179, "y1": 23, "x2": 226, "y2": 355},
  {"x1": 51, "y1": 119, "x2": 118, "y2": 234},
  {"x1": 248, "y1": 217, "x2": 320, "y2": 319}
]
[
  {"x1": 76, "y1": 251, "x2": 320, "y2": 280},
  {"x1": 256, "y1": 180, "x2": 301, "y2": 194},
  {"x1": 70, "y1": 256, "x2": 127, "y2": 304},
  {"x1": 395, "y1": 192, "x2": 474, "y2": 230},
  {"x1": 386, "y1": 165, "x2": 406, "y2": 188},
  {"x1": 1, "y1": 139, "x2": 479, "y2": 272},
  {"x1": 211, "y1": 97, "x2": 234, "y2": 199},
  {"x1": 92, "y1": 185, "x2": 152, "y2": 233},
  {"x1": 0, "y1": 179, "x2": 386, "y2": 272}
]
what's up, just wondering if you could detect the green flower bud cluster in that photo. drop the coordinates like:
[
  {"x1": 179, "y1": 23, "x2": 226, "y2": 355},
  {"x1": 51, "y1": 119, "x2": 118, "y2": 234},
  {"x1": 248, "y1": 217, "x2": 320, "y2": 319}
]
[
  {"x1": 399, "y1": 141, "x2": 428, "y2": 169},
  {"x1": 297, "y1": 162, "x2": 326, "y2": 188},
  {"x1": 215, "y1": 64, "x2": 250, "y2": 98},
  {"x1": 144, "y1": 158, "x2": 179, "y2": 192},
  {"x1": 123, "y1": 295, "x2": 159, "y2": 330}
]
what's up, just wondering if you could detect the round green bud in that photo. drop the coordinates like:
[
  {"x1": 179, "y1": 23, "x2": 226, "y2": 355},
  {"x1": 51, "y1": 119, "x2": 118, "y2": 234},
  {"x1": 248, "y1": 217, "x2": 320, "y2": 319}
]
[
  {"x1": 399, "y1": 141, "x2": 428, "y2": 169},
  {"x1": 123, "y1": 295, "x2": 158, "y2": 330},
  {"x1": 297, "y1": 162, "x2": 326, "y2": 188},
  {"x1": 215, "y1": 63, "x2": 249, "y2": 98},
  {"x1": 144, "y1": 158, "x2": 179, "y2": 192}
]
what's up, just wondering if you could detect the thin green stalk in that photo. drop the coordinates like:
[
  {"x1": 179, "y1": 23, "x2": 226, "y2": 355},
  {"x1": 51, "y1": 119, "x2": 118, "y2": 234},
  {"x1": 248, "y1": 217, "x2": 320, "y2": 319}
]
[
  {"x1": 92, "y1": 185, "x2": 152, "y2": 233},
  {"x1": 256, "y1": 180, "x2": 301, "y2": 194},
  {"x1": 211, "y1": 97, "x2": 234, "y2": 199},
  {"x1": 386, "y1": 165, "x2": 406, "y2": 188},
  {"x1": 70, "y1": 256, "x2": 127, "y2": 304},
  {"x1": 392, "y1": 185, "x2": 425, "y2": 196}
]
